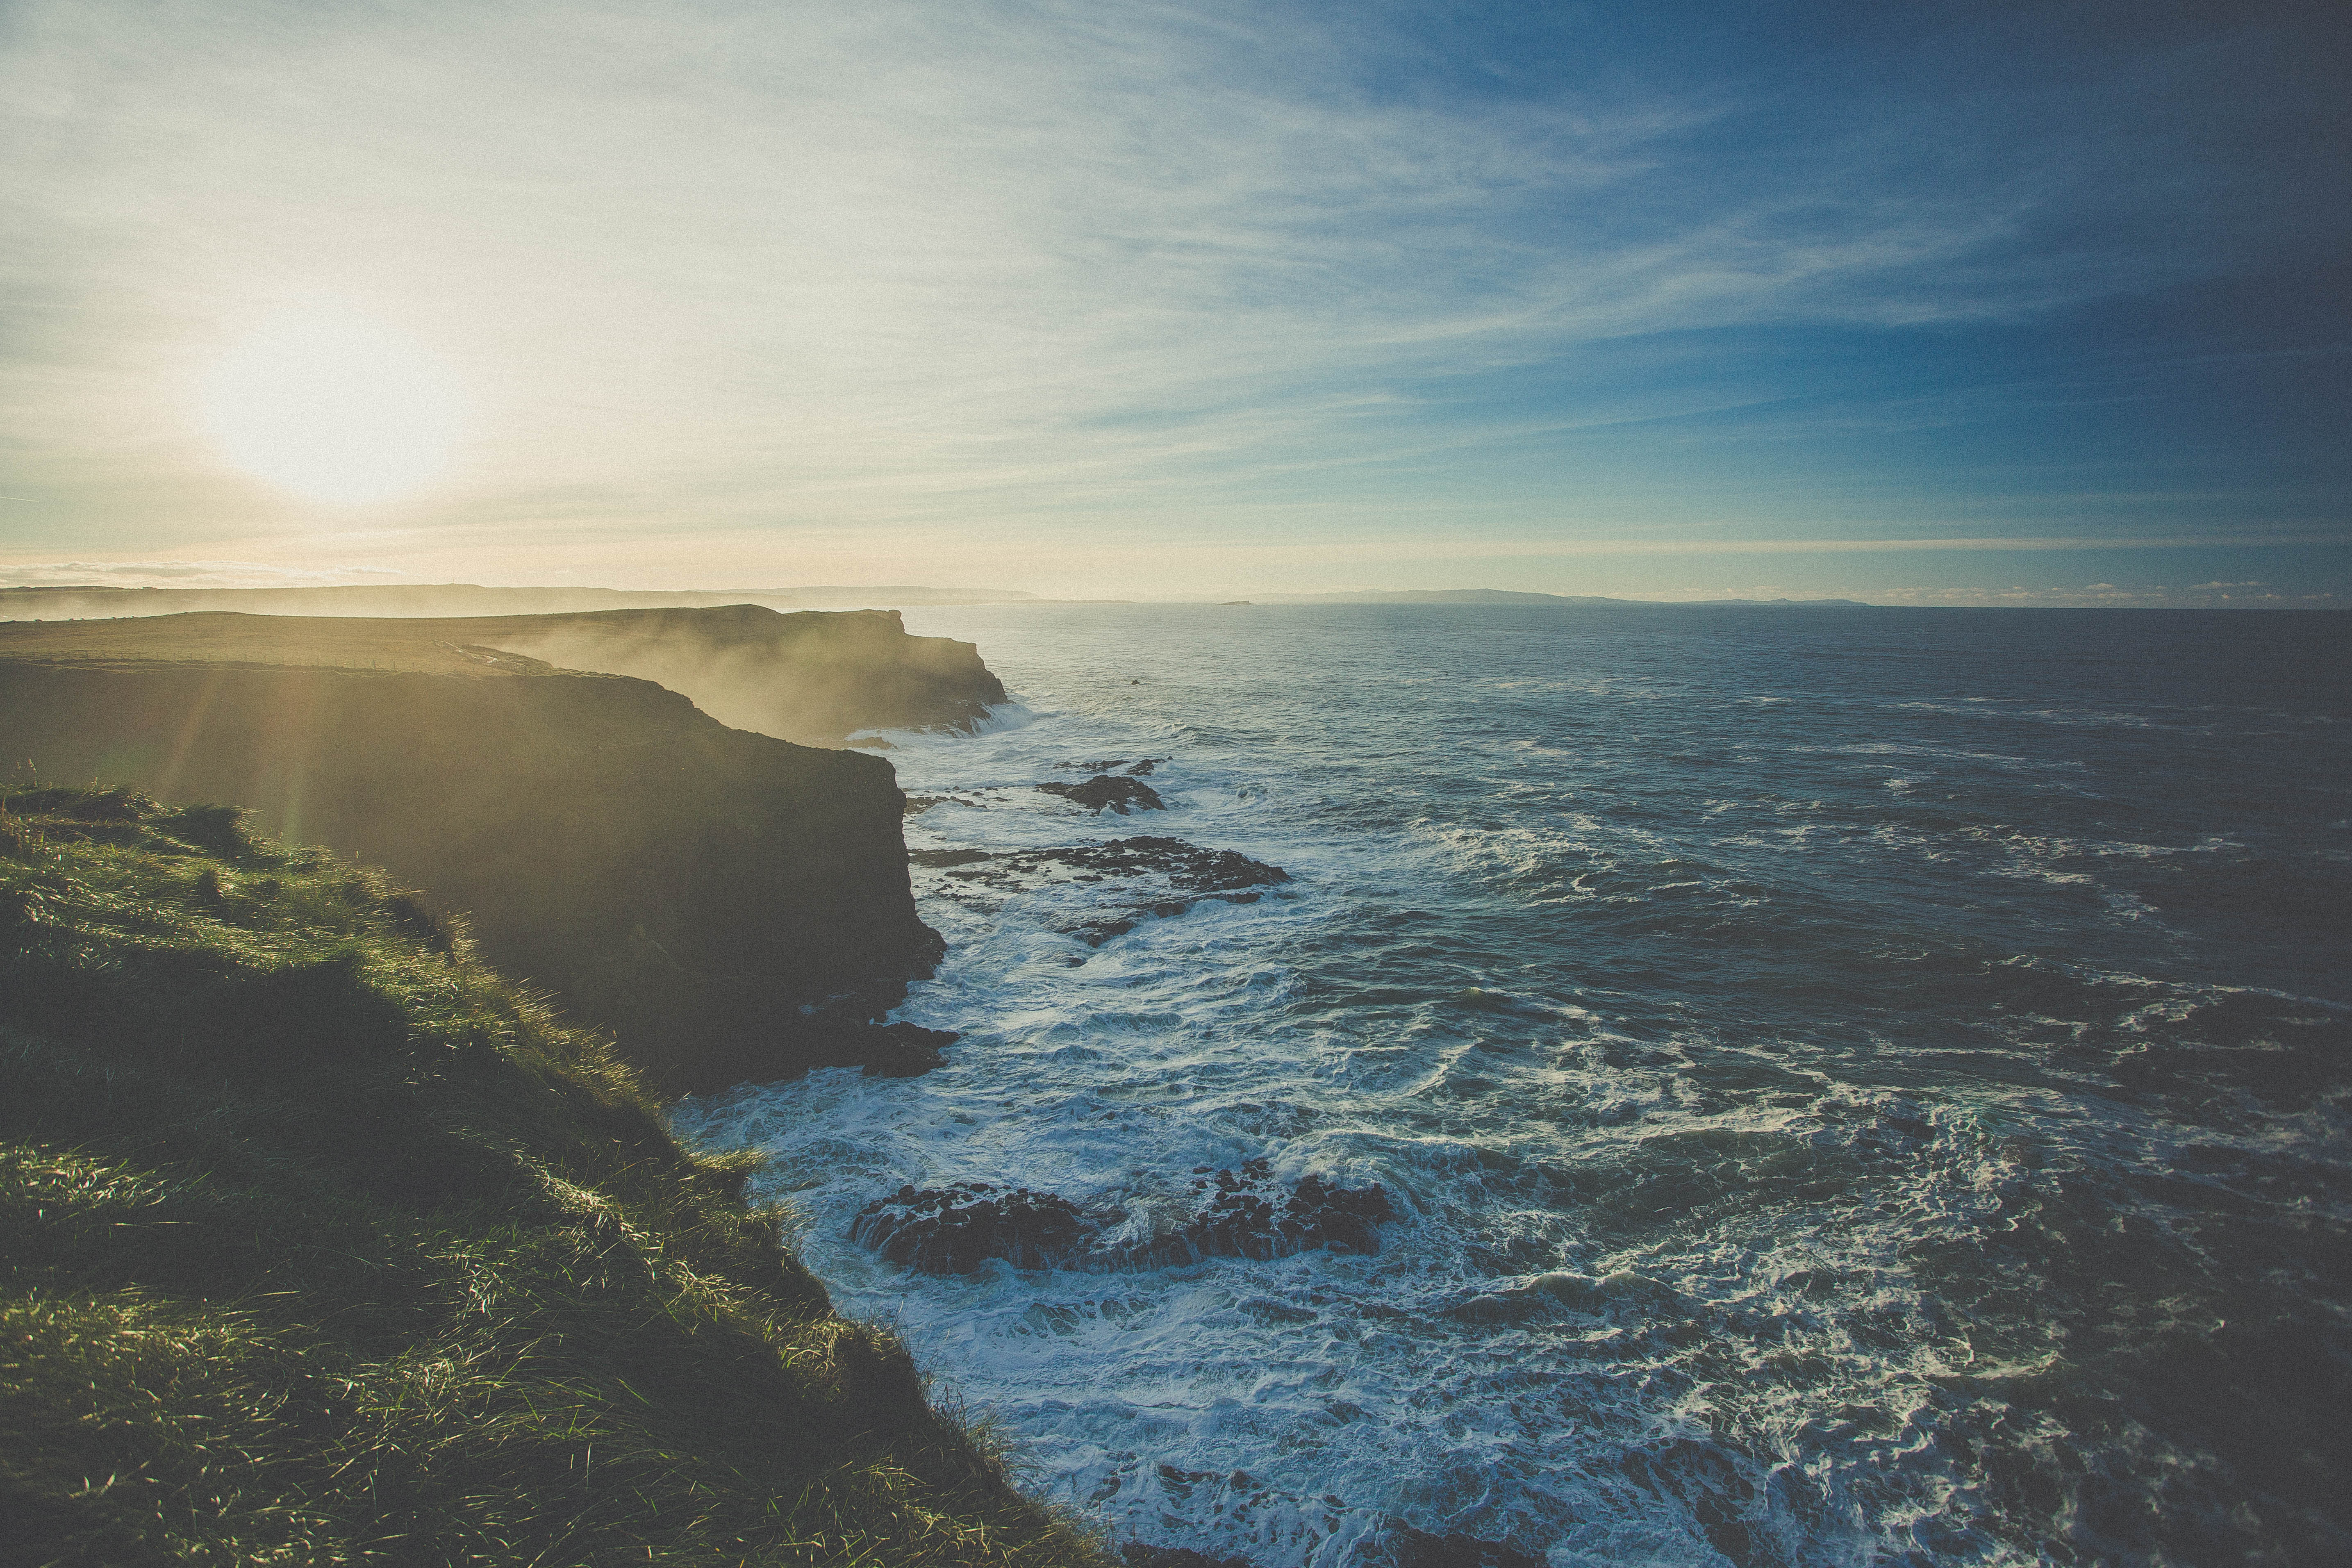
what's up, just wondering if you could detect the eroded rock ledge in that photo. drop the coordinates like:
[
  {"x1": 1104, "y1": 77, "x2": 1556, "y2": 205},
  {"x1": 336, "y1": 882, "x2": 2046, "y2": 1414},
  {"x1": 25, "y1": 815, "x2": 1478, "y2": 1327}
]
[
  {"x1": 910, "y1": 836, "x2": 1289, "y2": 946},
  {"x1": 850, "y1": 1159, "x2": 1392, "y2": 1274},
  {"x1": 1037, "y1": 775, "x2": 1165, "y2": 813}
]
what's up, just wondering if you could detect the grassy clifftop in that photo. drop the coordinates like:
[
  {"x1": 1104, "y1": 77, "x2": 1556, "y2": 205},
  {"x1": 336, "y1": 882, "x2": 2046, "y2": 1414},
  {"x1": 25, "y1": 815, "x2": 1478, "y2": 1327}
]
[
  {"x1": 0, "y1": 658, "x2": 939, "y2": 1092},
  {"x1": 0, "y1": 786, "x2": 1104, "y2": 1568}
]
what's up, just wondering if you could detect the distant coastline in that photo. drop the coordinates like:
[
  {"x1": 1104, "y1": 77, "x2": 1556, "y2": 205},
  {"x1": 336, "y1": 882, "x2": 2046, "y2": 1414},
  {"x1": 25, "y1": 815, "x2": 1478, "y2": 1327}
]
[{"x1": 1255, "y1": 587, "x2": 1872, "y2": 606}]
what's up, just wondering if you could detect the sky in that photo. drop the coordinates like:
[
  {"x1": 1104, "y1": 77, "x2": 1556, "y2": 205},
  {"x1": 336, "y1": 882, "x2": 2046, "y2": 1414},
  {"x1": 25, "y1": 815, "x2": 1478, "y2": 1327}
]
[{"x1": 1, "y1": 0, "x2": 2346, "y2": 604}]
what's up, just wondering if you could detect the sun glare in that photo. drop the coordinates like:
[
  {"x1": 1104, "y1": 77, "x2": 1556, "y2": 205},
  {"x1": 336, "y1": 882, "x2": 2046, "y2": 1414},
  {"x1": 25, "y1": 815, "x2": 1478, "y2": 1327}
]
[{"x1": 201, "y1": 307, "x2": 464, "y2": 505}]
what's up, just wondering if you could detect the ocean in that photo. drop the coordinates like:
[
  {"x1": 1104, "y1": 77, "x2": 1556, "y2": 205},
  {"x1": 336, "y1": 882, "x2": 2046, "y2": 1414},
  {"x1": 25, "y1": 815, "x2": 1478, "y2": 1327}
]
[{"x1": 671, "y1": 604, "x2": 2350, "y2": 1567}]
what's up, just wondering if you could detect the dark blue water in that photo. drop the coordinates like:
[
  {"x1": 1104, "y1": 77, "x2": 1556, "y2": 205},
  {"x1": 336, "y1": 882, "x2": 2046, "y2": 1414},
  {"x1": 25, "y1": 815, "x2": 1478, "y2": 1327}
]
[{"x1": 678, "y1": 606, "x2": 2350, "y2": 1567}]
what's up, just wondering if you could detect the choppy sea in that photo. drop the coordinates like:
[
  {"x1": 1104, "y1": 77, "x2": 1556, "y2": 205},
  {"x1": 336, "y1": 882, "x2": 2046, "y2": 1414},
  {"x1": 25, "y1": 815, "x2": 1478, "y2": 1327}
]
[{"x1": 672, "y1": 605, "x2": 2350, "y2": 1568}]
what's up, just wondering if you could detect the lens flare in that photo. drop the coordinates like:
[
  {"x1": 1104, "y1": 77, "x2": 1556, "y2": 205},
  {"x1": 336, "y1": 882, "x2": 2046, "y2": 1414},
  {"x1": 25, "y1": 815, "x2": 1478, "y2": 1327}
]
[{"x1": 202, "y1": 307, "x2": 464, "y2": 505}]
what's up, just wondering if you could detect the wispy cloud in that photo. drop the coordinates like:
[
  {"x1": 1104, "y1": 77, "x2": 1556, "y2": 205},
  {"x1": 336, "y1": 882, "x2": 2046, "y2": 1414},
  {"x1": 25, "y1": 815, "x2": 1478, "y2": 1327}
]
[{"x1": 0, "y1": 0, "x2": 2340, "y2": 583}]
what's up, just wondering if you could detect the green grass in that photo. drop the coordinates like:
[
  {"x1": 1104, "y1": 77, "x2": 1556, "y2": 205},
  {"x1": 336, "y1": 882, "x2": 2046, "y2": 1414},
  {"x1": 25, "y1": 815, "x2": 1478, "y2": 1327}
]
[{"x1": 0, "y1": 786, "x2": 1108, "y2": 1568}]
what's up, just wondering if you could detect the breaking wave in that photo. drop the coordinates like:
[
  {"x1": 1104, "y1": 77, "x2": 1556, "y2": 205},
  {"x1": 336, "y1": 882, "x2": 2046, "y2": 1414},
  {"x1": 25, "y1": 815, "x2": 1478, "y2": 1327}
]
[{"x1": 675, "y1": 604, "x2": 2350, "y2": 1567}]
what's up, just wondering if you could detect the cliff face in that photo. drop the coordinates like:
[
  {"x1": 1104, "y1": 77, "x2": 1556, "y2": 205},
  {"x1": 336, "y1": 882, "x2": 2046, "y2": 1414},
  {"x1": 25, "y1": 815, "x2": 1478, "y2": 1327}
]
[
  {"x1": 0, "y1": 658, "x2": 938, "y2": 1090},
  {"x1": 0, "y1": 788, "x2": 1101, "y2": 1568},
  {"x1": 469, "y1": 604, "x2": 1008, "y2": 743},
  {"x1": 0, "y1": 604, "x2": 1006, "y2": 744}
]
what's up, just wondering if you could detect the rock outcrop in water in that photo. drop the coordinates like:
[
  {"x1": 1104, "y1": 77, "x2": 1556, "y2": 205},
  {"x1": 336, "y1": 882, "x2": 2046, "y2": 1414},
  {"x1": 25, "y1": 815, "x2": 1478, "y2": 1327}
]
[
  {"x1": 851, "y1": 1183, "x2": 1098, "y2": 1272},
  {"x1": 850, "y1": 1159, "x2": 1392, "y2": 1274},
  {"x1": 1037, "y1": 775, "x2": 1165, "y2": 813},
  {"x1": 1058, "y1": 758, "x2": 1164, "y2": 776},
  {"x1": 0, "y1": 612, "x2": 975, "y2": 1090},
  {"x1": 909, "y1": 836, "x2": 1289, "y2": 946}
]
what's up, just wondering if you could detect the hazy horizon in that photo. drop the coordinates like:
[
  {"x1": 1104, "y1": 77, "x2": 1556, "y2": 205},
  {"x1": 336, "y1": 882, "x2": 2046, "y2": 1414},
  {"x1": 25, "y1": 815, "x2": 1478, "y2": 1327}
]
[
  {"x1": 3, "y1": 1, "x2": 2345, "y2": 606},
  {"x1": 0, "y1": 572, "x2": 2341, "y2": 610}
]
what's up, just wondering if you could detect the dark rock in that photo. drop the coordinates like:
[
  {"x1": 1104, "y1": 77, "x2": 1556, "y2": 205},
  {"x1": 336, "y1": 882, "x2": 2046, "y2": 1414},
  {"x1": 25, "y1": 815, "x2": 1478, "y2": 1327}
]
[
  {"x1": 1165, "y1": 1159, "x2": 1393, "y2": 1264},
  {"x1": 909, "y1": 847, "x2": 996, "y2": 868},
  {"x1": 851, "y1": 1021, "x2": 960, "y2": 1077},
  {"x1": 913, "y1": 837, "x2": 1285, "y2": 894},
  {"x1": 1038, "y1": 776, "x2": 1165, "y2": 814},
  {"x1": 906, "y1": 836, "x2": 1287, "y2": 949},
  {"x1": 1388, "y1": 1529, "x2": 1547, "y2": 1568},
  {"x1": 850, "y1": 1159, "x2": 1391, "y2": 1274},
  {"x1": 677, "y1": 1015, "x2": 960, "y2": 1090},
  {"x1": 849, "y1": 1181, "x2": 1093, "y2": 1272},
  {"x1": 1279, "y1": 1171, "x2": 1396, "y2": 1253},
  {"x1": 903, "y1": 794, "x2": 985, "y2": 816},
  {"x1": 1055, "y1": 757, "x2": 1167, "y2": 776},
  {"x1": 1094, "y1": 837, "x2": 1287, "y2": 894},
  {"x1": 1055, "y1": 914, "x2": 1141, "y2": 945}
]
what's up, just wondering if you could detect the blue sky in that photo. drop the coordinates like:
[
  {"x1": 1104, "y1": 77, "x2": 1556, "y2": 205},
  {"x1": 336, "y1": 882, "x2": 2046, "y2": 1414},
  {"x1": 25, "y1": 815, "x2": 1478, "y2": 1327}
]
[{"x1": 1, "y1": 0, "x2": 2344, "y2": 602}]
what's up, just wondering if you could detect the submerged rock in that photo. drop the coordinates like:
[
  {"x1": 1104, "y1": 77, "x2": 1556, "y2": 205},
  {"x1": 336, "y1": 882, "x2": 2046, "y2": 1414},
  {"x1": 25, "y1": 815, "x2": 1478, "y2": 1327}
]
[
  {"x1": 849, "y1": 1159, "x2": 1392, "y2": 1274},
  {"x1": 908, "y1": 836, "x2": 1289, "y2": 948},
  {"x1": 1171, "y1": 1159, "x2": 1393, "y2": 1263},
  {"x1": 840, "y1": 1021, "x2": 960, "y2": 1078},
  {"x1": 1038, "y1": 775, "x2": 1165, "y2": 814},
  {"x1": 849, "y1": 1182, "x2": 1094, "y2": 1272},
  {"x1": 1057, "y1": 758, "x2": 1167, "y2": 776}
]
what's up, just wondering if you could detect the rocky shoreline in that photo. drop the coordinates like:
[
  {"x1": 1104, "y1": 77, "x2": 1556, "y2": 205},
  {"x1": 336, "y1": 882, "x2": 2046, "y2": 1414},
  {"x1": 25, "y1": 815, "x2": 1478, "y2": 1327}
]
[{"x1": 0, "y1": 610, "x2": 1576, "y2": 1568}]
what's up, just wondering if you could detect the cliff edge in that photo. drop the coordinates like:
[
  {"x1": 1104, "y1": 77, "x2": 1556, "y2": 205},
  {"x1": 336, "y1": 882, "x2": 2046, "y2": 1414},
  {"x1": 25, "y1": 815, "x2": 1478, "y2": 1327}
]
[
  {"x1": 0, "y1": 787, "x2": 1105, "y2": 1567},
  {"x1": 471, "y1": 604, "x2": 1008, "y2": 743},
  {"x1": 0, "y1": 604, "x2": 1006, "y2": 744},
  {"x1": 0, "y1": 630, "x2": 942, "y2": 1092}
]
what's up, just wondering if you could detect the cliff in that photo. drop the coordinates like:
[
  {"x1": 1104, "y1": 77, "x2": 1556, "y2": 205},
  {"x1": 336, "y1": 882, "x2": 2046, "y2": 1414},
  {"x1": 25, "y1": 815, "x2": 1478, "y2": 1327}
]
[
  {"x1": 466, "y1": 604, "x2": 1008, "y2": 743},
  {"x1": 0, "y1": 787, "x2": 1105, "y2": 1568},
  {"x1": 0, "y1": 642, "x2": 939, "y2": 1092},
  {"x1": 0, "y1": 603, "x2": 1007, "y2": 744}
]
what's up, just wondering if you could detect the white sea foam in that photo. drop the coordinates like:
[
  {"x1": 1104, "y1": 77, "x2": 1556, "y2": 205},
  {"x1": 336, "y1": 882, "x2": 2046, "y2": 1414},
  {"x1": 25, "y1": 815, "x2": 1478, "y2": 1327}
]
[{"x1": 671, "y1": 605, "x2": 2350, "y2": 1566}]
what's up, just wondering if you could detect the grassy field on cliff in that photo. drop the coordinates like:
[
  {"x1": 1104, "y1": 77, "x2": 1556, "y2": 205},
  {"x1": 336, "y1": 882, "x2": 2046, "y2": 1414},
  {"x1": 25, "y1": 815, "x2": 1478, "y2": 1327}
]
[{"x1": 0, "y1": 785, "x2": 1105, "y2": 1568}]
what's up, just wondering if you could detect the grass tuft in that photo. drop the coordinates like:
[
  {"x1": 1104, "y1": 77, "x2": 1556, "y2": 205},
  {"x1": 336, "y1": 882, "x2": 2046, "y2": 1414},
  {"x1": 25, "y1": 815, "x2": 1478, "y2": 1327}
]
[{"x1": 0, "y1": 785, "x2": 1109, "y2": 1568}]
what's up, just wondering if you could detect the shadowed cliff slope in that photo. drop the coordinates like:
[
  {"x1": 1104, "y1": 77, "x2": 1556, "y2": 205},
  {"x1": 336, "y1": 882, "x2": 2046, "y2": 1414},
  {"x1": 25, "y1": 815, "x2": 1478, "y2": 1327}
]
[
  {"x1": 0, "y1": 787, "x2": 1105, "y2": 1568},
  {"x1": 0, "y1": 649, "x2": 938, "y2": 1092},
  {"x1": 0, "y1": 604, "x2": 1006, "y2": 744}
]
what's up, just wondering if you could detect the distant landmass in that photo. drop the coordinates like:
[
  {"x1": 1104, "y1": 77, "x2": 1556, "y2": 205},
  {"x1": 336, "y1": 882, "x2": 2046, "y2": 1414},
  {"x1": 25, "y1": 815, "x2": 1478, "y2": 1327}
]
[
  {"x1": 0, "y1": 582, "x2": 1042, "y2": 621},
  {"x1": 1260, "y1": 588, "x2": 1872, "y2": 607},
  {"x1": 0, "y1": 581, "x2": 1879, "y2": 620}
]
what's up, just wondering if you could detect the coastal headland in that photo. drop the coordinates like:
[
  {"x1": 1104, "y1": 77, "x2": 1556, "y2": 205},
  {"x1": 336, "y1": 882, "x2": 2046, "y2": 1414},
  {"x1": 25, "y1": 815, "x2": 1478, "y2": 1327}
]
[
  {"x1": 0, "y1": 606, "x2": 1004, "y2": 1089},
  {"x1": 0, "y1": 785, "x2": 1107, "y2": 1567},
  {"x1": 0, "y1": 602, "x2": 1008, "y2": 744}
]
